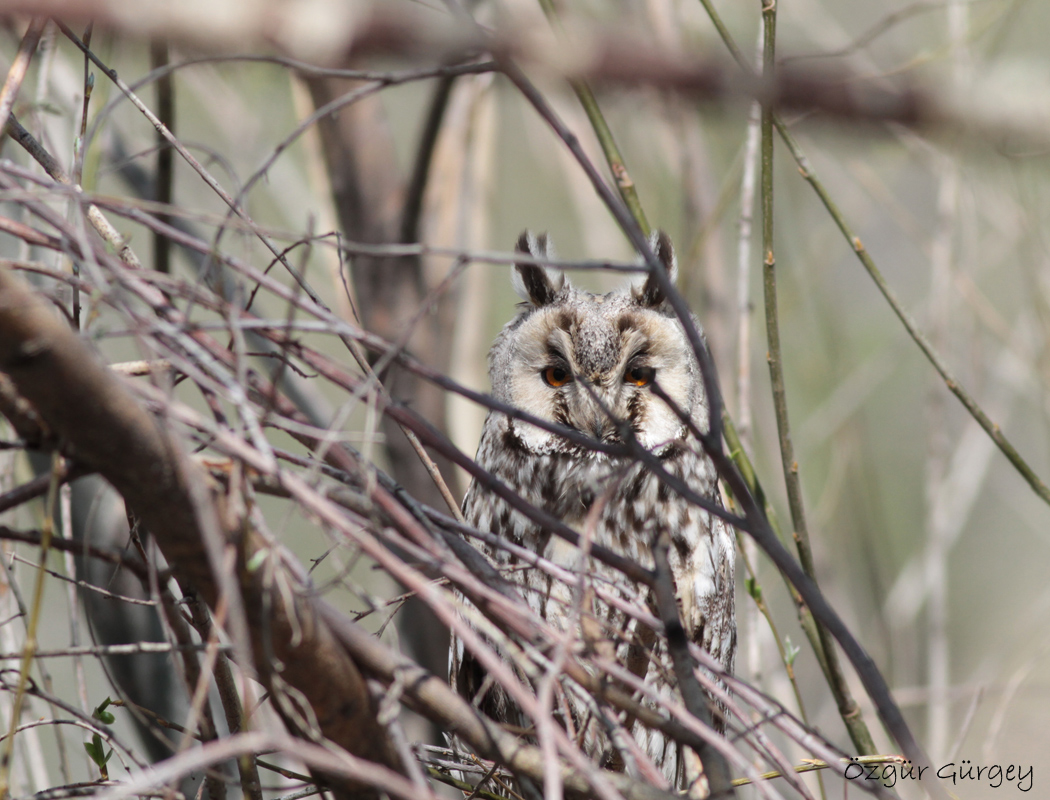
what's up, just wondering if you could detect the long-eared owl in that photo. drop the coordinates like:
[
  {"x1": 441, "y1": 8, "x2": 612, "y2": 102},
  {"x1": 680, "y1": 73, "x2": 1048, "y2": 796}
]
[{"x1": 451, "y1": 231, "x2": 736, "y2": 788}]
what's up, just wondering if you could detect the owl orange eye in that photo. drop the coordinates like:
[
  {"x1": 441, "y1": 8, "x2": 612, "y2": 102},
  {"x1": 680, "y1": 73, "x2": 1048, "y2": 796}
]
[
  {"x1": 543, "y1": 366, "x2": 572, "y2": 387},
  {"x1": 626, "y1": 365, "x2": 655, "y2": 386}
]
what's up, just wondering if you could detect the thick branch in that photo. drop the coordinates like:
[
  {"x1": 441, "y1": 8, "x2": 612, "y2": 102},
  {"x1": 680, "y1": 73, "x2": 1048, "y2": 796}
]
[{"x1": 0, "y1": 265, "x2": 400, "y2": 797}]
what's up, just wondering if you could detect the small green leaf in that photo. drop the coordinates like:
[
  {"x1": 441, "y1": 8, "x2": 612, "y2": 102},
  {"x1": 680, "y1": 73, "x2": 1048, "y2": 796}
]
[
  {"x1": 84, "y1": 729, "x2": 114, "y2": 769},
  {"x1": 745, "y1": 576, "x2": 762, "y2": 601},
  {"x1": 84, "y1": 734, "x2": 105, "y2": 767},
  {"x1": 91, "y1": 698, "x2": 115, "y2": 725},
  {"x1": 784, "y1": 636, "x2": 800, "y2": 667},
  {"x1": 246, "y1": 550, "x2": 268, "y2": 573}
]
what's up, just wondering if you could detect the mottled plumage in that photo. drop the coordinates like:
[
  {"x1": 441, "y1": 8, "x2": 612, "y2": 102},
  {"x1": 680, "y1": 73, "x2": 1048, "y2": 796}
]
[{"x1": 452, "y1": 232, "x2": 735, "y2": 788}]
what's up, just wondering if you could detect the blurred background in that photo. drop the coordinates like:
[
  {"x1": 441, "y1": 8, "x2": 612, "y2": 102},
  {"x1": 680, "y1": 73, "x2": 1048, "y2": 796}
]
[{"x1": 0, "y1": 0, "x2": 1048, "y2": 798}]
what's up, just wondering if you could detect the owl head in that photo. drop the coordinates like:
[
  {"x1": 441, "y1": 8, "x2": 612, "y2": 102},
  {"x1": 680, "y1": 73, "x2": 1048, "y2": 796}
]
[{"x1": 488, "y1": 231, "x2": 708, "y2": 456}]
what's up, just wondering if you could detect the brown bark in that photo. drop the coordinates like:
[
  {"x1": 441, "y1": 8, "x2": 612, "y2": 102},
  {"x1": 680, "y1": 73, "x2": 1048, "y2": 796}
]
[
  {"x1": 0, "y1": 264, "x2": 685, "y2": 800},
  {"x1": 0, "y1": 264, "x2": 400, "y2": 797}
]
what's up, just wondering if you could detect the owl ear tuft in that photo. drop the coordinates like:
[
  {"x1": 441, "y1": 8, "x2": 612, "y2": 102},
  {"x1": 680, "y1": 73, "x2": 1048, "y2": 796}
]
[
  {"x1": 512, "y1": 230, "x2": 565, "y2": 307},
  {"x1": 633, "y1": 230, "x2": 678, "y2": 308}
]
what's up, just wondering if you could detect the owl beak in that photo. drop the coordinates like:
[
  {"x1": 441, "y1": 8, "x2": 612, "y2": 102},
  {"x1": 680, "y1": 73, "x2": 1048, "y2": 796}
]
[
  {"x1": 589, "y1": 415, "x2": 609, "y2": 440},
  {"x1": 587, "y1": 407, "x2": 621, "y2": 442},
  {"x1": 575, "y1": 383, "x2": 618, "y2": 442}
]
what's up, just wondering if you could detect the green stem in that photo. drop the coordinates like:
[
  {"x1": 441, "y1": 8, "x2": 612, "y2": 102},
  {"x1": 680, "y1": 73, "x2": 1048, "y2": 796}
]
[
  {"x1": 722, "y1": 411, "x2": 827, "y2": 667},
  {"x1": 762, "y1": 0, "x2": 876, "y2": 758},
  {"x1": 0, "y1": 451, "x2": 61, "y2": 796},
  {"x1": 723, "y1": 413, "x2": 831, "y2": 681},
  {"x1": 734, "y1": 540, "x2": 829, "y2": 799},
  {"x1": 536, "y1": 0, "x2": 651, "y2": 237},
  {"x1": 426, "y1": 767, "x2": 515, "y2": 800},
  {"x1": 737, "y1": 536, "x2": 811, "y2": 724},
  {"x1": 569, "y1": 81, "x2": 650, "y2": 237},
  {"x1": 699, "y1": 0, "x2": 1050, "y2": 511},
  {"x1": 730, "y1": 754, "x2": 905, "y2": 788},
  {"x1": 775, "y1": 117, "x2": 1050, "y2": 507}
]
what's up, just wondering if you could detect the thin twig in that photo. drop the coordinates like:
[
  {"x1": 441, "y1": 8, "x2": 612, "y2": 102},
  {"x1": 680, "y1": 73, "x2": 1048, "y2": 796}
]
[
  {"x1": 71, "y1": 22, "x2": 94, "y2": 328},
  {"x1": 501, "y1": 50, "x2": 931, "y2": 781},
  {"x1": 399, "y1": 74, "x2": 455, "y2": 244},
  {"x1": 0, "y1": 18, "x2": 46, "y2": 136},
  {"x1": 185, "y1": 594, "x2": 262, "y2": 800},
  {"x1": 0, "y1": 643, "x2": 228, "y2": 660},
  {"x1": 735, "y1": 544, "x2": 810, "y2": 731},
  {"x1": 697, "y1": 0, "x2": 1050, "y2": 514},
  {"x1": 644, "y1": 381, "x2": 942, "y2": 798},
  {"x1": 757, "y1": 0, "x2": 877, "y2": 758},
  {"x1": 651, "y1": 531, "x2": 734, "y2": 797},
  {"x1": 729, "y1": 755, "x2": 905, "y2": 788},
  {"x1": 0, "y1": 451, "x2": 61, "y2": 796},
  {"x1": 150, "y1": 38, "x2": 175, "y2": 274},
  {"x1": 6, "y1": 115, "x2": 143, "y2": 270},
  {"x1": 535, "y1": 0, "x2": 650, "y2": 237}
]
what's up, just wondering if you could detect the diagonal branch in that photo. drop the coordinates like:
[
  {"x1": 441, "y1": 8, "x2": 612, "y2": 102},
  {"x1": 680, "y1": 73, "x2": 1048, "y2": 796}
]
[
  {"x1": 0, "y1": 264, "x2": 401, "y2": 799},
  {"x1": 0, "y1": 18, "x2": 46, "y2": 135}
]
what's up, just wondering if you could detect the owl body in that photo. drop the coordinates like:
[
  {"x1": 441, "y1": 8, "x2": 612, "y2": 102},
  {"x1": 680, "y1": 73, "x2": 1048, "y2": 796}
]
[{"x1": 452, "y1": 233, "x2": 735, "y2": 787}]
